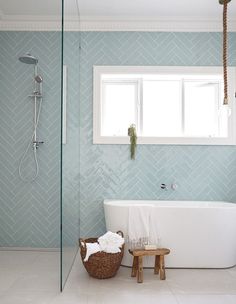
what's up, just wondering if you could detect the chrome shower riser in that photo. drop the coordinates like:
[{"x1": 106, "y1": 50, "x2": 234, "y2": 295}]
[
  {"x1": 28, "y1": 94, "x2": 43, "y2": 98},
  {"x1": 18, "y1": 53, "x2": 43, "y2": 182}
]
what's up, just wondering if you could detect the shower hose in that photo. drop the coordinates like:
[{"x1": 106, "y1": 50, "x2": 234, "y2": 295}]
[{"x1": 18, "y1": 98, "x2": 42, "y2": 182}]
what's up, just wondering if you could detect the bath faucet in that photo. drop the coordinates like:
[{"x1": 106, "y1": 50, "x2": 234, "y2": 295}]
[
  {"x1": 160, "y1": 183, "x2": 168, "y2": 190},
  {"x1": 161, "y1": 183, "x2": 178, "y2": 191}
]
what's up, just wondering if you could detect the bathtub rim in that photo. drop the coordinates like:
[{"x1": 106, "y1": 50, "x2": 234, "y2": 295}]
[{"x1": 104, "y1": 199, "x2": 236, "y2": 208}]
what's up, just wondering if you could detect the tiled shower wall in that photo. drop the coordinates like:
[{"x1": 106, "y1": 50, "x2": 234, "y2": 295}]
[
  {"x1": 0, "y1": 32, "x2": 61, "y2": 247},
  {"x1": 0, "y1": 32, "x2": 80, "y2": 247},
  {"x1": 1, "y1": 31, "x2": 236, "y2": 246}
]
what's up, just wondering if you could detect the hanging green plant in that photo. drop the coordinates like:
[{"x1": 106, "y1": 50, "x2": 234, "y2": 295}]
[{"x1": 128, "y1": 124, "x2": 137, "y2": 160}]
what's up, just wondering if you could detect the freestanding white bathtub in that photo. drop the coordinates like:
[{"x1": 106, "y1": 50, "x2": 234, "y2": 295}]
[{"x1": 104, "y1": 200, "x2": 236, "y2": 268}]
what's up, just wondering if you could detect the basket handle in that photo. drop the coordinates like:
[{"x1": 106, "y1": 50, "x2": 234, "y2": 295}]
[
  {"x1": 79, "y1": 238, "x2": 87, "y2": 250},
  {"x1": 116, "y1": 230, "x2": 124, "y2": 238}
]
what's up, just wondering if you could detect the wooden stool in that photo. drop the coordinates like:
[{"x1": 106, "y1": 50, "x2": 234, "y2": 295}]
[{"x1": 129, "y1": 248, "x2": 170, "y2": 283}]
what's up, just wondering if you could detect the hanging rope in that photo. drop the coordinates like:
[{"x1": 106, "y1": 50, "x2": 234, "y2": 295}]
[{"x1": 222, "y1": 0, "x2": 230, "y2": 105}]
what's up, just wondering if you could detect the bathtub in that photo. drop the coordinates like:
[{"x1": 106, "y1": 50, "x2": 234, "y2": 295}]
[{"x1": 104, "y1": 200, "x2": 236, "y2": 268}]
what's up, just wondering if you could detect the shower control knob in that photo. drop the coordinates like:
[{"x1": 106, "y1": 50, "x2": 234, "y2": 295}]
[{"x1": 171, "y1": 183, "x2": 178, "y2": 190}]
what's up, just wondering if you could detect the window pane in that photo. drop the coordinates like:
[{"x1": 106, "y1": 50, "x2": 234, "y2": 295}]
[
  {"x1": 101, "y1": 82, "x2": 137, "y2": 136},
  {"x1": 184, "y1": 81, "x2": 219, "y2": 137},
  {"x1": 142, "y1": 80, "x2": 182, "y2": 136}
]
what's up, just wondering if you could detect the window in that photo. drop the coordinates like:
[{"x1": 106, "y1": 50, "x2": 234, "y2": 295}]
[{"x1": 93, "y1": 66, "x2": 236, "y2": 145}]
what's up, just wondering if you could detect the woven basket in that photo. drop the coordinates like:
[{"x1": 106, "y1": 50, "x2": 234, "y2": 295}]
[{"x1": 79, "y1": 231, "x2": 124, "y2": 279}]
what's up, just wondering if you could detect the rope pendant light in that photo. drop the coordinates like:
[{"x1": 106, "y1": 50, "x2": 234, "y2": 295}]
[{"x1": 219, "y1": 0, "x2": 231, "y2": 105}]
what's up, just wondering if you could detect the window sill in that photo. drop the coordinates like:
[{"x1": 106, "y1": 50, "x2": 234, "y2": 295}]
[{"x1": 93, "y1": 136, "x2": 236, "y2": 145}]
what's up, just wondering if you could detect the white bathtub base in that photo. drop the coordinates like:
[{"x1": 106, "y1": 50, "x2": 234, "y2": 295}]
[{"x1": 104, "y1": 200, "x2": 236, "y2": 268}]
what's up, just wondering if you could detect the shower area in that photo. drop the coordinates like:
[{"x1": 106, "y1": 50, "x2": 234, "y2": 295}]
[
  {"x1": 18, "y1": 54, "x2": 43, "y2": 182},
  {"x1": 0, "y1": 0, "x2": 80, "y2": 291}
]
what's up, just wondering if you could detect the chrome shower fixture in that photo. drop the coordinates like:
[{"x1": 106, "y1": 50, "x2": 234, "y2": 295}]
[
  {"x1": 18, "y1": 53, "x2": 43, "y2": 182},
  {"x1": 18, "y1": 53, "x2": 38, "y2": 65},
  {"x1": 35, "y1": 75, "x2": 43, "y2": 83}
]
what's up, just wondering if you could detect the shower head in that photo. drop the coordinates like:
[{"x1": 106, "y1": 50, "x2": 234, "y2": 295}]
[
  {"x1": 35, "y1": 75, "x2": 43, "y2": 83},
  {"x1": 19, "y1": 53, "x2": 38, "y2": 65}
]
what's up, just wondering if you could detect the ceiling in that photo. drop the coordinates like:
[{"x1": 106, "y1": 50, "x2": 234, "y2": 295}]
[
  {"x1": 79, "y1": 0, "x2": 236, "y2": 18},
  {"x1": 0, "y1": 0, "x2": 236, "y2": 18},
  {"x1": 0, "y1": 0, "x2": 236, "y2": 31}
]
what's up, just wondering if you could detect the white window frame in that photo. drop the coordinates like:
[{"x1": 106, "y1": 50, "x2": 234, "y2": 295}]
[{"x1": 93, "y1": 66, "x2": 236, "y2": 145}]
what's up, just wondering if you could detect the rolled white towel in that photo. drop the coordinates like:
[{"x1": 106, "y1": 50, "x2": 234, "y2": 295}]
[
  {"x1": 98, "y1": 231, "x2": 124, "y2": 254},
  {"x1": 84, "y1": 242, "x2": 101, "y2": 262}
]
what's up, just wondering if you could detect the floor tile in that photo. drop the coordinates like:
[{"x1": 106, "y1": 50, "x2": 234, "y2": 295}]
[
  {"x1": 0, "y1": 270, "x2": 20, "y2": 295},
  {"x1": 1, "y1": 251, "x2": 236, "y2": 304},
  {"x1": 227, "y1": 266, "x2": 236, "y2": 279},
  {"x1": 49, "y1": 291, "x2": 88, "y2": 304},
  {"x1": 87, "y1": 293, "x2": 178, "y2": 304},
  {"x1": 87, "y1": 267, "x2": 172, "y2": 296},
  {"x1": 0, "y1": 291, "x2": 56, "y2": 304},
  {"x1": 176, "y1": 295, "x2": 236, "y2": 304},
  {"x1": 8, "y1": 273, "x2": 59, "y2": 292},
  {"x1": 0, "y1": 251, "x2": 38, "y2": 269},
  {"x1": 166, "y1": 268, "x2": 236, "y2": 294},
  {"x1": 228, "y1": 295, "x2": 236, "y2": 304}
]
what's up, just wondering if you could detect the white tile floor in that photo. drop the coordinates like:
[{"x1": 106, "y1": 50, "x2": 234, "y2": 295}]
[{"x1": 0, "y1": 251, "x2": 236, "y2": 304}]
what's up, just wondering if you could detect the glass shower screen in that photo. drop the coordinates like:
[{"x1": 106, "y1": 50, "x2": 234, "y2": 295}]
[{"x1": 60, "y1": 0, "x2": 81, "y2": 291}]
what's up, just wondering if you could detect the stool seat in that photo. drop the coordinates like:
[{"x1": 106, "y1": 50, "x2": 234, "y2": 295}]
[{"x1": 129, "y1": 248, "x2": 170, "y2": 283}]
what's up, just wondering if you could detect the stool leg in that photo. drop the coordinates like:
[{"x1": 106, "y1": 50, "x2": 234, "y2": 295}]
[
  {"x1": 137, "y1": 256, "x2": 143, "y2": 283},
  {"x1": 160, "y1": 255, "x2": 166, "y2": 280},
  {"x1": 131, "y1": 256, "x2": 138, "y2": 277},
  {"x1": 154, "y1": 255, "x2": 160, "y2": 275}
]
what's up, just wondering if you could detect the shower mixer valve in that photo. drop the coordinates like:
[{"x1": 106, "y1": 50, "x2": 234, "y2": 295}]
[{"x1": 33, "y1": 141, "x2": 44, "y2": 149}]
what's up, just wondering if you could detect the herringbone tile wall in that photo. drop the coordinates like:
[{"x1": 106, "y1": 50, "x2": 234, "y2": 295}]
[
  {"x1": 79, "y1": 32, "x2": 236, "y2": 237},
  {"x1": 0, "y1": 32, "x2": 62, "y2": 247},
  {"x1": 0, "y1": 31, "x2": 81, "y2": 248},
  {"x1": 1, "y1": 31, "x2": 236, "y2": 246}
]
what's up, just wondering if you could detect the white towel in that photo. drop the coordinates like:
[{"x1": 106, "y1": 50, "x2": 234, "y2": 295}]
[
  {"x1": 128, "y1": 205, "x2": 152, "y2": 248},
  {"x1": 84, "y1": 242, "x2": 101, "y2": 262},
  {"x1": 83, "y1": 232, "x2": 124, "y2": 262},
  {"x1": 149, "y1": 207, "x2": 161, "y2": 246},
  {"x1": 98, "y1": 231, "x2": 124, "y2": 253}
]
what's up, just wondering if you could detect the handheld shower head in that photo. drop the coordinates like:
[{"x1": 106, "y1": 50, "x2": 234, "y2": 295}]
[{"x1": 35, "y1": 75, "x2": 43, "y2": 83}]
